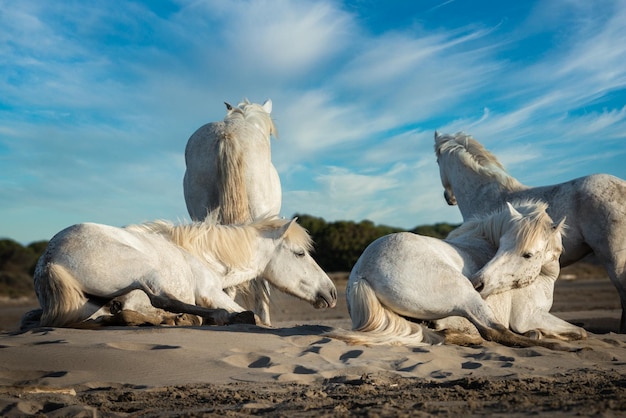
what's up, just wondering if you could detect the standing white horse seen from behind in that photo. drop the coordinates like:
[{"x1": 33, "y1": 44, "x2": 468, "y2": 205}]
[
  {"x1": 183, "y1": 99, "x2": 280, "y2": 325},
  {"x1": 332, "y1": 200, "x2": 581, "y2": 351},
  {"x1": 435, "y1": 131, "x2": 626, "y2": 332},
  {"x1": 22, "y1": 217, "x2": 336, "y2": 329}
]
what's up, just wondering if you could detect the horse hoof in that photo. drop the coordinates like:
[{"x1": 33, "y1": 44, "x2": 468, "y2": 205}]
[
  {"x1": 175, "y1": 314, "x2": 202, "y2": 326},
  {"x1": 109, "y1": 300, "x2": 123, "y2": 315},
  {"x1": 524, "y1": 329, "x2": 543, "y2": 340},
  {"x1": 230, "y1": 311, "x2": 256, "y2": 325}
]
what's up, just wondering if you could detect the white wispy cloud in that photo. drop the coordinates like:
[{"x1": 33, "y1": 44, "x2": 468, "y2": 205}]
[{"x1": 1, "y1": 0, "x2": 625, "y2": 244}]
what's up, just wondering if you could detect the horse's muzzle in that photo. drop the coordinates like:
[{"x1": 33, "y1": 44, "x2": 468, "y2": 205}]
[
  {"x1": 471, "y1": 275, "x2": 485, "y2": 293},
  {"x1": 444, "y1": 190, "x2": 457, "y2": 206},
  {"x1": 314, "y1": 287, "x2": 337, "y2": 309}
]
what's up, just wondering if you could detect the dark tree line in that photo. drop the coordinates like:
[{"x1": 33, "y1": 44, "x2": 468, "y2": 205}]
[
  {"x1": 0, "y1": 239, "x2": 47, "y2": 297},
  {"x1": 0, "y1": 216, "x2": 459, "y2": 298}
]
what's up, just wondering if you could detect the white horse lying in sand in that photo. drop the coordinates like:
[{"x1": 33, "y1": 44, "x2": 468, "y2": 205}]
[
  {"x1": 22, "y1": 217, "x2": 336, "y2": 329},
  {"x1": 331, "y1": 200, "x2": 582, "y2": 351},
  {"x1": 435, "y1": 131, "x2": 626, "y2": 332},
  {"x1": 183, "y1": 99, "x2": 280, "y2": 325}
]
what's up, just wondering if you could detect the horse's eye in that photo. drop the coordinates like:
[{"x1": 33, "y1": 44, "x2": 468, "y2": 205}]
[
  {"x1": 294, "y1": 250, "x2": 306, "y2": 258},
  {"x1": 522, "y1": 252, "x2": 533, "y2": 259}
]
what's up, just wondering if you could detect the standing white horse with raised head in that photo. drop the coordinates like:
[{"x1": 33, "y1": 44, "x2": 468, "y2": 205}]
[
  {"x1": 22, "y1": 217, "x2": 336, "y2": 329},
  {"x1": 435, "y1": 131, "x2": 626, "y2": 332},
  {"x1": 330, "y1": 200, "x2": 578, "y2": 350},
  {"x1": 183, "y1": 99, "x2": 280, "y2": 325}
]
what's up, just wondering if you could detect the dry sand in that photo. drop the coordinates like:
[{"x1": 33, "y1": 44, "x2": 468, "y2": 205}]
[{"x1": 1, "y1": 272, "x2": 626, "y2": 416}]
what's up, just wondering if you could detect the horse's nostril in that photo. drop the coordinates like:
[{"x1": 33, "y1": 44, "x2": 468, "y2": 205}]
[{"x1": 474, "y1": 281, "x2": 485, "y2": 293}]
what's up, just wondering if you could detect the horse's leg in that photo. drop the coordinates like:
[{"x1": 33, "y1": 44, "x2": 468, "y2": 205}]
[
  {"x1": 575, "y1": 175, "x2": 626, "y2": 333},
  {"x1": 102, "y1": 297, "x2": 200, "y2": 326},
  {"x1": 110, "y1": 291, "x2": 202, "y2": 326},
  {"x1": 512, "y1": 311, "x2": 587, "y2": 341},
  {"x1": 228, "y1": 278, "x2": 271, "y2": 326},
  {"x1": 246, "y1": 278, "x2": 272, "y2": 326},
  {"x1": 597, "y1": 254, "x2": 626, "y2": 333},
  {"x1": 140, "y1": 284, "x2": 255, "y2": 326},
  {"x1": 461, "y1": 295, "x2": 578, "y2": 351},
  {"x1": 507, "y1": 281, "x2": 587, "y2": 341}
]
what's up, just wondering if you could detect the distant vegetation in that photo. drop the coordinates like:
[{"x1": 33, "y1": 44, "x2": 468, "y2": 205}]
[
  {"x1": 295, "y1": 214, "x2": 457, "y2": 272},
  {"x1": 0, "y1": 239, "x2": 48, "y2": 298},
  {"x1": 0, "y1": 216, "x2": 459, "y2": 299}
]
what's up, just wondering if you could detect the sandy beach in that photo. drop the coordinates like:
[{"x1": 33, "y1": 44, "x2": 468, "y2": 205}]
[{"x1": 1, "y1": 271, "x2": 626, "y2": 416}]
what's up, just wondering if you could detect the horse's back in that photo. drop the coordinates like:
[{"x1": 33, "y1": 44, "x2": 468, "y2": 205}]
[
  {"x1": 355, "y1": 232, "x2": 464, "y2": 271},
  {"x1": 183, "y1": 118, "x2": 280, "y2": 221},
  {"x1": 40, "y1": 223, "x2": 185, "y2": 295},
  {"x1": 578, "y1": 173, "x2": 626, "y2": 203}
]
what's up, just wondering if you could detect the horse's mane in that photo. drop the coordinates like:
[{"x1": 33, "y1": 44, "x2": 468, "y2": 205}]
[
  {"x1": 227, "y1": 98, "x2": 278, "y2": 138},
  {"x1": 434, "y1": 132, "x2": 523, "y2": 190},
  {"x1": 217, "y1": 99, "x2": 278, "y2": 224},
  {"x1": 126, "y1": 217, "x2": 312, "y2": 270},
  {"x1": 448, "y1": 199, "x2": 561, "y2": 253}
]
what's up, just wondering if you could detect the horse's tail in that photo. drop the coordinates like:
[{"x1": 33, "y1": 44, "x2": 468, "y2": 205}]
[
  {"x1": 36, "y1": 263, "x2": 88, "y2": 327},
  {"x1": 326, "y1": 277, "x2": 443, "y2": 346},
  {"x1": 216, "y1": 130, "x2": 250, "y2": 224}
]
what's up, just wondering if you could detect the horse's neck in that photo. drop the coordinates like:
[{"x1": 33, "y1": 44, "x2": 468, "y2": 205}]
[
  {"x1": 227, "y1": 113, "x2": 272, "y2": 142},
  {"x1": 220, "y1": 266, "x2": 264, "y2": 288},
  {"x1": 452, "y1": 167, "x2": 526, "y2": 219},
  {"x1": 446, "y1": 235, "x2": 497, "y2": 273},
  {"x1": 198, "y1": 251, "x2": 265, "y2": 290},
  {"x1": 216, "y1": 234, "x2": 274, "y2": 289},
  {"x1": 540, "y1": 259, "x2": 560, "y2": 283}
]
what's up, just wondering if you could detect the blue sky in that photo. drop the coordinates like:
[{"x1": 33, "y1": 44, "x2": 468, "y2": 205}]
[{"x1": 1, "y1": 0, "x2": 625, "y2": 245}]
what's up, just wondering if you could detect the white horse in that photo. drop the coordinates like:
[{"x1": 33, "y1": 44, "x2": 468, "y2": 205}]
[
  {"x1": 435, "y1": 131, "x2": 626, "y2": 332},
  {"x1": 183, "y1": 99, "x2": 281, "y2": 325},
  {"x1": 331, "y1": 200, "x2": 578, "y2": 350},
  {"x1": 21, "y1": 217, "x2": 336, "y2": 329}
]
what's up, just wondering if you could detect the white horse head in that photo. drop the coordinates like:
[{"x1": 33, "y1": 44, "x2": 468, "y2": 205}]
[
  {"x1": 434, "y1": 131, "x2": 519, "y2": 208},
  {"x1": 134, "y1": 216, "x2": 336, "y2": 309},
  {"x1": 451, "y1": 199, "x2": 566, "y2": 297},
  {"x1": 260, "y1": 218, "x2": 337, "y2": 309}
]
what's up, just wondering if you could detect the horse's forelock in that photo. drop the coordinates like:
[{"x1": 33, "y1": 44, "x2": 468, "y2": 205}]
[
  {"x1": 448, "y1": 199, "x2": 556, "y2": 253},
  {"x1": 253, "y1": 218, "x2": 313, "y2": 252},
  {"x1": 509, "y1": 200, "x2": 561, "y2": 254},
  {"x1": 436, "y1": 132, "x2": 520, "y2": 190},
  {"x1": 284, "y1": 221, "x2": 314, "y2": 252},
  {"x1": 434, "y1": 132, "x2": 470, "y2": 156}
]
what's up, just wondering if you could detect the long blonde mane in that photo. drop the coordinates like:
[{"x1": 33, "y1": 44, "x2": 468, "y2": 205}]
[
  {"x1": 448, "y1": 199, "x2": 560, "y2": 254},
  {"x1": 126, "y1": 217, "x2": 312, "y2": 270},
  {"x1": 217, "y1": 129, "x2": 249, "y2": 223},
  {"x1": 217, "y1": 99, "x2": 278, "y2": 224},
  {"x1": 435, "y1": 132, "x2": 523, "y2": 190}
]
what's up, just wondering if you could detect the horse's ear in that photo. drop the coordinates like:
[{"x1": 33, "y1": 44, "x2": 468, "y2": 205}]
[
  {"x1": 224, "y1": 102, "x2": 233, "y2": 111},
  {"x1": 262, "y1": 99, "x2": 272, "y2": 114},
  {"x1": 505, "y1": 202, "x2": 522, "y2": 218},
  {"x1": 434, "y1": 131, "x2": 440, "y2": 139},
  {"x1": 278, "y1": 218, "x2": 297, "y2": 237},
  {"x1": 553, "y1": 217, "x2": 567, "y2": 234}
]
